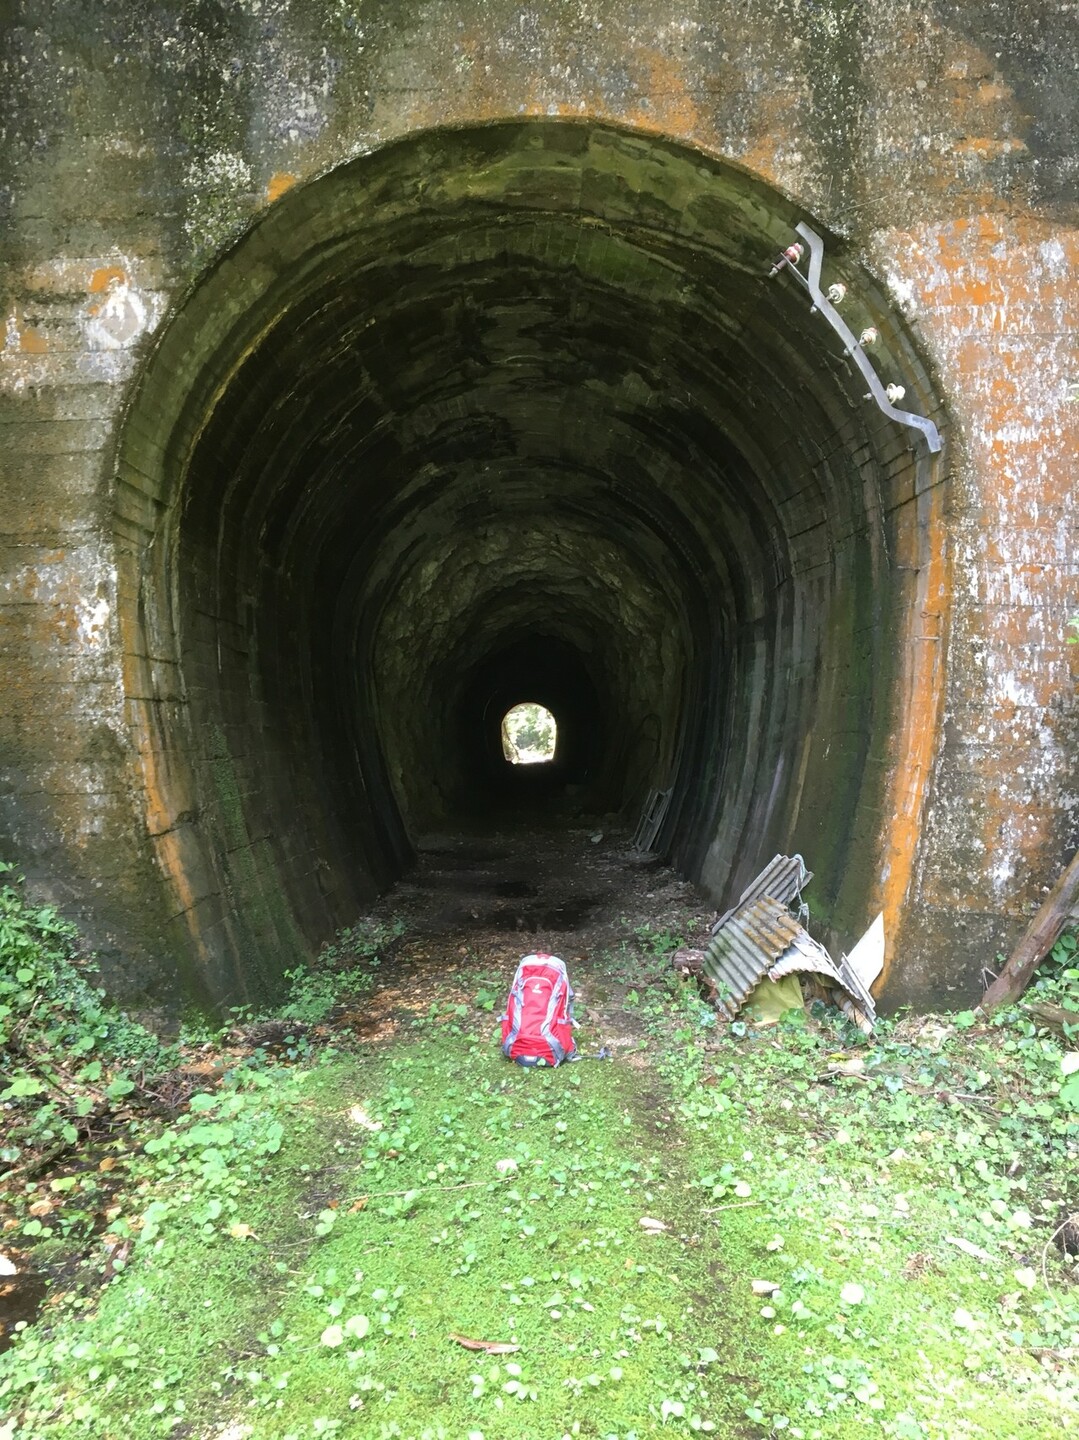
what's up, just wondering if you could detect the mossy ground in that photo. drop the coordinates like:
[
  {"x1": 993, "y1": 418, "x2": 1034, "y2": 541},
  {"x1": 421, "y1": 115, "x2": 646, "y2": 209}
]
[{"x1": 2, "y1": 830, "x2": 1077, "y2": 1439}]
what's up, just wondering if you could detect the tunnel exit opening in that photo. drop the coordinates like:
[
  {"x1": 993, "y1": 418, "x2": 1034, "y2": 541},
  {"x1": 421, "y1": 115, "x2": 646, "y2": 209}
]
[
  {"x1": 501, "y1": 705, "x2": 558, "y2": 766},
  {"x1": 114, "y1": 118, "x2": 945, "y2": 1005}
]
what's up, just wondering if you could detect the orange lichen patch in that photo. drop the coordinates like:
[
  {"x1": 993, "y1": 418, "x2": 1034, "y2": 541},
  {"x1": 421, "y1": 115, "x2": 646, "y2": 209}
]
[
  {"x1": 976, "y1": 82, "x2": 1014, "y2": 104},
  {"x1": 8, "y1": 305, "x2": 49, "y2": 353},
  {"x1": 151, "y1": 825, "x2": 210, "y2": 958},
  {"x1": 18, "y1": 325, "x2": 47, "y2": 353},
  {"x1": 88, "y1": 266, "x2": 126, "y2": 294},
  {"x1": 950, "y1": 137, "x2": 1027, "y2": 158},
  {"x1": 265, "y1": 172, "x2": 298, "y2": 204},
  {"x1": 735, "y1": 85, "x2": 810, "y2": 191},
  {"x1": 885, "y1": 213, "x2": 1079, "y2": 916},
  {"x1": 389, "y1": 29, "x2": 522, "y2": 133},
  {"x1": 875, "y1": 476, "x2": 950, "y2": 987},
  {"x1": 51, "y1": 605, "x2": 80, "y2": 645},
  {"x1": 633, "y1": 49, "x2": 704, "y2": 143},
  {"x1": 933, "y1": 277, "x2": 1002, "y2": 308}
]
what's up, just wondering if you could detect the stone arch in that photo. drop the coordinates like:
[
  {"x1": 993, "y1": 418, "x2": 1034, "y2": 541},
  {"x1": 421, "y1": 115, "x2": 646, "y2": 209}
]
[{"x1": 113, "y1": 119, "x2": 948, "y2": 1005}]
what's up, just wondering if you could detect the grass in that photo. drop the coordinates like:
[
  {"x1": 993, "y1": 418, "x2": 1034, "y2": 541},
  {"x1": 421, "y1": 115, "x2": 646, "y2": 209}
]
[
  {"x1": 3, "y1": 1016, "x2": 761, "y2": 1438},
  {"x1": 2, "y1": 910, "x2": 1078, "y2": 1439}
]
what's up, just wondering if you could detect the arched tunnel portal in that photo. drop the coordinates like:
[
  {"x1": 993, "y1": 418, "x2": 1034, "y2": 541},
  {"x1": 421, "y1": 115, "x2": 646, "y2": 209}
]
[{"x1": 116, "y1": 120, "x2": 945, "y2": 1006}]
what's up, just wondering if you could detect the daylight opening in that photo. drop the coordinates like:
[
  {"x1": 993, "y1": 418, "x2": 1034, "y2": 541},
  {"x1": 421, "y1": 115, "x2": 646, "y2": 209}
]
[{"x1": 501, "y1": 704, "x2": 558, "y2": 765}]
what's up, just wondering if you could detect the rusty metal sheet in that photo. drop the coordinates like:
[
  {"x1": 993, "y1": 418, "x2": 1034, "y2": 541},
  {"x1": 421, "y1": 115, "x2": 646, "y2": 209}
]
[
  {"x1": 711, "y1": 854, "x2": 812, "y2": 935},
  {"x1": 768, "y1": 932, "x2": 877, "y2": 1026},
  {"x1": 703, "y1": 895, "x2": 802, "y2": 1018}
]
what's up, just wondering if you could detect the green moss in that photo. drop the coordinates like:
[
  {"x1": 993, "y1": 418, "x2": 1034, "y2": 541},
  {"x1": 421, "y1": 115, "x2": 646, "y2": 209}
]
[{"x1": 4, "y1": 941, "x2": 1077, "y2": 1437}]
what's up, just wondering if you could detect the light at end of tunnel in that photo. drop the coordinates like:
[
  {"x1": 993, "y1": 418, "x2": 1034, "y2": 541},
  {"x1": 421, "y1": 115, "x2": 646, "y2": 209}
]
[{"x1": 501, "y1": 703, "x2": 558, "y2": 766}]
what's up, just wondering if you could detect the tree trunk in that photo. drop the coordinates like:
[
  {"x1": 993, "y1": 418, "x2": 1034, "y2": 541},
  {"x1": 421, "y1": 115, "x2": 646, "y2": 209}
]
[{"x1": 979, "y1": 848, "x2": 1079, "y2": 1012}]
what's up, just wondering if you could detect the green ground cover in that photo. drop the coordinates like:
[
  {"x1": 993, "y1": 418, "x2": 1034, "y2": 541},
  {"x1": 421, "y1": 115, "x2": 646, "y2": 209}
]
[{"x1": 2, "y1": 872, "x2": 1078, "y2": 1440}]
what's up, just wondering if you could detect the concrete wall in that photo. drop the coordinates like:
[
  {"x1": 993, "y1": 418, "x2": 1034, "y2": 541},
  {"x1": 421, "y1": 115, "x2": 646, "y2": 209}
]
[{"x1": 1, "y1": 1, "x2": 1076, "y2": 1014}]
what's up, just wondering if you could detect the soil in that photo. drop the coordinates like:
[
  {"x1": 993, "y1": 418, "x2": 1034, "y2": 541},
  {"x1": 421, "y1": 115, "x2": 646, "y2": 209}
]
[{"x1": 340, "y1": 819, "x2": 719, "y2": 1058}]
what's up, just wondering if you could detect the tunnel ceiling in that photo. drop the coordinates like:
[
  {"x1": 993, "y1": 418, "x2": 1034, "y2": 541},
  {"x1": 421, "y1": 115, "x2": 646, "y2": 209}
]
[{"x1": 116, "y1": 120, "x2": 943, "y2": 1003}]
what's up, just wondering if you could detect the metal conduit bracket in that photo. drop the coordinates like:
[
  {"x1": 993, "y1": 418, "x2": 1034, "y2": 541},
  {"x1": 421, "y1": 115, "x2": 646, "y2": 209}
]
[{"x1": 771, "y1": 224, "x2": 942, "y2": 455}]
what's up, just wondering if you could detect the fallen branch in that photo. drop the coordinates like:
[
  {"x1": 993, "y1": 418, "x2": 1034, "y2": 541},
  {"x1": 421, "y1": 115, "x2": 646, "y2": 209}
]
[
  {"x1": 1026, "y1": 1001, "x2": 1079, "y2": 1035},
  {"x1": 449, "y1": 1334, "x2": 520, "y2": 1354},
  {"x1": 980, "y1": 849, "x2": 1079, "y2": 1012}
]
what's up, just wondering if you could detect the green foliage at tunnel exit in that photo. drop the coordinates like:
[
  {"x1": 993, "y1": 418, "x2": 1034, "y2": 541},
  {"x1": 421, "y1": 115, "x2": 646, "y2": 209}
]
[
  {"x1": 501, "y1": 703, "x2": 558, "y2": 764},
  {"x1": 2, "y1": 914, "x2": 1078, "y2": 1438}
]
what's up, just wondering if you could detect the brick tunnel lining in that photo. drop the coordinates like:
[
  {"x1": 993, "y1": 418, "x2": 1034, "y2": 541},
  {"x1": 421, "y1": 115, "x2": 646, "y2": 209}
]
[{"x1": 116, "y1": 120, "x2": 942, "y2": 1006}]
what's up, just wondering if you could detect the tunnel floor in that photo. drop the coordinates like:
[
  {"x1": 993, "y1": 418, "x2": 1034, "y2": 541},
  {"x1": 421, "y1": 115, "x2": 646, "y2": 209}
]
[{"x1": 337, "y1": 820, "x2": 716, "y2": 1048}]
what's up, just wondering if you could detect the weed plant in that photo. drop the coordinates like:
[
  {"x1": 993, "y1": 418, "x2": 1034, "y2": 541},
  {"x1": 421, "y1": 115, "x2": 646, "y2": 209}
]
[{"x1": 0, "y1": 864, "x2": 176, "y2": 1183}]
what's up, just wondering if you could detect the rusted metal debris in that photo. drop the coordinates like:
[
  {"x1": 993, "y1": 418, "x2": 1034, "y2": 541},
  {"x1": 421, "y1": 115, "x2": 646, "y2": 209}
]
[
  {"x1": 705, "y1": 894, "x2": 803, "y2": 1018},
  {"x1": 700, "y1": 855, "x2": 877, "y2": 1031},
  {"x1": 767, "y1": 929, "x2": 877, "y2": 1031},
  {"x1": 710, "y1": 854, "x2": 812, "y2": 934}
]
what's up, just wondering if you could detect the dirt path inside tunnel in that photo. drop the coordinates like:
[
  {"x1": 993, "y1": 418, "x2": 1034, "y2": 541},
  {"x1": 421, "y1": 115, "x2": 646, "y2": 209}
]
[{"x1": 337, "y1": 820, "x2": 717, "y2": 1061}]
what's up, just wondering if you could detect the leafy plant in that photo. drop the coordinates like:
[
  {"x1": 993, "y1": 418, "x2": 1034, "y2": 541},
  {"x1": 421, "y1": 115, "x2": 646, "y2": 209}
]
[{"x1": 0, "y1": 863, "x2": 175, "y2": 1178}]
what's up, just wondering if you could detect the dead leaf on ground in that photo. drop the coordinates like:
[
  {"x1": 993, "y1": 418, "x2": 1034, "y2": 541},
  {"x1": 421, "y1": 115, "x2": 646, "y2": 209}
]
[
  {"x1": 98, "y1": 1156, "x2": 117, "y2": 1172},
  {"x1": 449, "y1": 1333, "x2": 521, "y2": 1354},
  {"x1": 28, "y1": 1199, "x2": 54, "y2": 1217},
  {"x1": 638, "y1": 1216, "x2": 667, "y2": 1233},
  {"x1": 751, "y1": 1279, "x2": 780, "y2": 1295},
  {"x1": 348, "y1": 1197, "x2": 368, "y2": 1214},
  {"x1": 945, "y1": 1235, "x2": 992, "y2": 1262},
  {"x1": 229, "y1": 1223, "x2": 258, "y2": 1240},
  {"x1": 348, "y1": 1105, "x2": 383, "y2": 1132}
]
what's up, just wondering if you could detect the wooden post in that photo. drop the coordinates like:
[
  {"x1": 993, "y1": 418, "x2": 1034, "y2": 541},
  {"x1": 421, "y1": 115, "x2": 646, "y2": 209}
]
[{"x1": 979, "y1": 849, "x2": 1079, "y2": 1012}]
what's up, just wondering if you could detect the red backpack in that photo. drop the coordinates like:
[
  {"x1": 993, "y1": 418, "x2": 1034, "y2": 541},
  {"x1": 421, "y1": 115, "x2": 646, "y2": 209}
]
[{"x1": 500, "y1": 954, "x2": 577, "y2": 1067}]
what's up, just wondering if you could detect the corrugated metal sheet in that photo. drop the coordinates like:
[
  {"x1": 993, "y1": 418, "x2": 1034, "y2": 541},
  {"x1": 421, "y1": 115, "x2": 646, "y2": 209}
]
[
  {"x1": 703, "y1": 861, "x2": 878, "y2": 1029},
  {"x1": 768, "y1": 934, "x2": 876, "y2": 1025},
  {"x1": 710, "y1": 854, "x2": 812, "y2": 935},
  {"x1": 767, "y1": 929, "x2": 837, "y2": 981},
  {"x1": 703, "y1": 895, "x2": 801, "y2": 1018}
]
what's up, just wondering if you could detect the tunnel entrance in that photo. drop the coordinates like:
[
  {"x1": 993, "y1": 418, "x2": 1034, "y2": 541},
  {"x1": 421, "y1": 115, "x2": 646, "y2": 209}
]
[{"x1": 114, "y1": 119, "x2": 945, "y2": 1005}]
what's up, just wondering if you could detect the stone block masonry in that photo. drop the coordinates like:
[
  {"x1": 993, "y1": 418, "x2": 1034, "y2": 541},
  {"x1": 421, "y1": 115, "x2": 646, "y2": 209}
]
[{"x1": 0, "y1": 1, "x2": 1076, "y2": 1015}]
